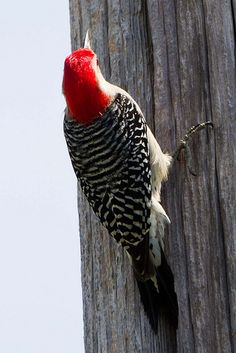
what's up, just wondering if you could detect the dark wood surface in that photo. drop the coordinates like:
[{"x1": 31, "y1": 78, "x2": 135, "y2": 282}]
[{"x1": 68, "y1": 1, "x2": 236, "y2": 352}]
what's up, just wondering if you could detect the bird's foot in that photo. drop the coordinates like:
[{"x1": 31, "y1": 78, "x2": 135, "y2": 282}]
[{"x1": 173, "y1": 121, "x2": 213, "y2": 176}]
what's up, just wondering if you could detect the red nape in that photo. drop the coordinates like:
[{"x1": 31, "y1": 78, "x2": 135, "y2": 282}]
[{"x1": 63, "y1": 49, "x2": 111, "y2": 124}]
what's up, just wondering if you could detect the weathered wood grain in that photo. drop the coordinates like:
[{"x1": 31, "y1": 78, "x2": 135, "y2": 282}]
[{"x1": 68, "y1": 1, "x2": 236, "y2": 352}]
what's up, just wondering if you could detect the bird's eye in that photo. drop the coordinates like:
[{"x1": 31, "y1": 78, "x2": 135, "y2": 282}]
[{"x1": 96, "y1": 58, "x2": 99, "y2": 66}]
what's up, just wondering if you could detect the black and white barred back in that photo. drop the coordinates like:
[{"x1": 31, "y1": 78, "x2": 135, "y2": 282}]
[
  {"x1": 64, "y1": 93, "x2": 152, "y2": 277},
  {"x1": 64, "y1": 93, "x2": 178, "y2": 330}
]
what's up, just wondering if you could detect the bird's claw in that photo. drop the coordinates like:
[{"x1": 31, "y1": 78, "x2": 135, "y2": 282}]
[{"x1": 173, "y1": 121, "x2": 213, "y2": 176}]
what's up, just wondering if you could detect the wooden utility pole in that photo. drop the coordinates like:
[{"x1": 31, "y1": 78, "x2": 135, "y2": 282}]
[{"x1": 68, "y1": 1, "x2": 236, "y2": 352}]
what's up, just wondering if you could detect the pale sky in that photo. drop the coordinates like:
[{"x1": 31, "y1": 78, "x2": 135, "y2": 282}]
[{"x1": 0, "y1": 1, "x2": 84, "y2": 352}]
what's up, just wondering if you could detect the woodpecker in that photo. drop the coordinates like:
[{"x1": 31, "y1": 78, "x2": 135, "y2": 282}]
[{"x1": 63, "y1": 34, "x2": 178, "y2": 331}]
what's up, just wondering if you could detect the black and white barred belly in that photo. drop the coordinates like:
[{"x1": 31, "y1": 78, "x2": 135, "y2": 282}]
[{"x1": 64, "y1": 94, "x2": 152, "y2": 274}]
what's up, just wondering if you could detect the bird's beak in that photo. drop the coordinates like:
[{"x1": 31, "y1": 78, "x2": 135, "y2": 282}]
[{"x1": 84, "y1": 30, "x2": 91, "y2": 49}]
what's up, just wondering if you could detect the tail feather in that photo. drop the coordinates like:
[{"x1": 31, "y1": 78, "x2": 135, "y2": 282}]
[
  {"x1": 137, "y1": 279, "x2": 160, "y2": 332},
  {"x1": 137, "y1": 249, "x2": 178, "y2": 331}
]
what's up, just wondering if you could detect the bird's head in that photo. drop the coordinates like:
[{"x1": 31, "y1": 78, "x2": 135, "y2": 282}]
[{"x1": 63, "y1": 45, "x2": 112, "y2": 124}]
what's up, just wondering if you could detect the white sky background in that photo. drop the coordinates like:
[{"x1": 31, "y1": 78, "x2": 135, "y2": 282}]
[{"x1": 0, "y1": 1, "x2": 85, "y2": 352}]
